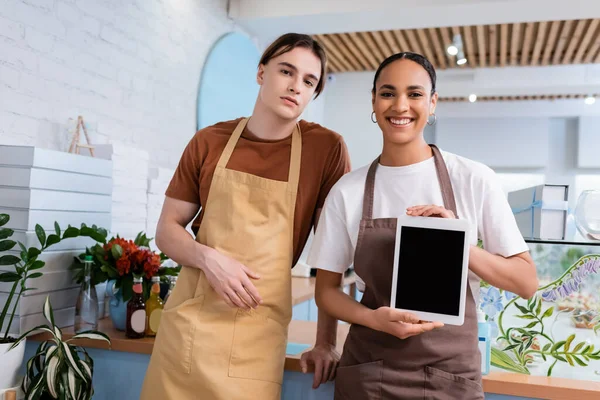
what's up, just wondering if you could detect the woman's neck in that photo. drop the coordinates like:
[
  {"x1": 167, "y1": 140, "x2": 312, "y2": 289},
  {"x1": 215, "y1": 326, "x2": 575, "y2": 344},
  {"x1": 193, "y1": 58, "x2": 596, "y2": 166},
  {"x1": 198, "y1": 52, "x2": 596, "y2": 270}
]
[
  {"x1": 246, "y1": 100, "x2": 297, "y2": 140},
  {"x1": 379, "y1": 138, "x2": 433, "y2": 167}
]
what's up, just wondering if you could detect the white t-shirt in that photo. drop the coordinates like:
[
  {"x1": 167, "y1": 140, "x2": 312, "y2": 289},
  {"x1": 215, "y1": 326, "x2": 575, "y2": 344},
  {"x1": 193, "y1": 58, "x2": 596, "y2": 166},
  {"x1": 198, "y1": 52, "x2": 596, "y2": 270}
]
[{"x1": 307, "y1": 150, "x2": 529, "y2": 296}]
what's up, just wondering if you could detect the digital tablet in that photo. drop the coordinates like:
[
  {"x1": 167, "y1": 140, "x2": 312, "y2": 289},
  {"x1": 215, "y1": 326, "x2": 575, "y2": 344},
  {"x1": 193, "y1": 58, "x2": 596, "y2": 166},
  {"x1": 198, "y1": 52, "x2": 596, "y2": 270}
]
[{"x1": 391, "y1": 215, "x2": 471, "y2": 326}]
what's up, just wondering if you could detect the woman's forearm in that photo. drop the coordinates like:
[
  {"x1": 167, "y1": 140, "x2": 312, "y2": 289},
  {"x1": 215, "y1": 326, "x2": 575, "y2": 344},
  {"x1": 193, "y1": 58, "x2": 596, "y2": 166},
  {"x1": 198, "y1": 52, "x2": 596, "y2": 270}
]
[
  {"x1": 468, "y1": 245, "x2": 538, "y2": 299},
  {"x1": 315, "y1": 284, "x2": 377, "y2": 330}
]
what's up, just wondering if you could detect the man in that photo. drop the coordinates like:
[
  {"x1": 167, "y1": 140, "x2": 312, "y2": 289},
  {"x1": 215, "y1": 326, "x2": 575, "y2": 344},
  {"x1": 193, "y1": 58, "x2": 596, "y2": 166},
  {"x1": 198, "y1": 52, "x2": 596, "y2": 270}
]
[{"x1": 140, "y1": 33, "x2": 351, "y2": 399}]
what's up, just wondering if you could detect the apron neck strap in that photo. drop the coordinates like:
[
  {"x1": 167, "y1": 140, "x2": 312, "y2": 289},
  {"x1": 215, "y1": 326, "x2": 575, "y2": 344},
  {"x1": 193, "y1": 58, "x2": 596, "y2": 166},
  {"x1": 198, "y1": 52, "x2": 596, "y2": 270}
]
[
  {"x1": 216, "y1": 118, "x2": 302, "y2": 188},
  {"x1": 361, "y1": 144, "x2": 458, "y2": 220}
]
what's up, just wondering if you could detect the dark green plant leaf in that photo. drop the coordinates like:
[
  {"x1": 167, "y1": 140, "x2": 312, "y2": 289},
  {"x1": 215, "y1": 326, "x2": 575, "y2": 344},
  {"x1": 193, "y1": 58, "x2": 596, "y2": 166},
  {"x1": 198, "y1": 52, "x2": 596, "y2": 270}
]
[
  {"x1": 46, "y1": 234, "x2": 61, "y2": 248},
  {"x1": 572, "y1": 355, "x2": 587, "y2": 367},
  {"x1": 0, "y1": 254, "x2": 21, "y2": 265},
  {"x1": 111, "y1": 244, "x2": 123, "y2": 260},
  {"x1": 121, "y1": 274, "x2": 133, "y2": 301},
  {"x1": 0, "y1": 271, "x2": 21, "y2": 282},
  {"x1": 552, "y1": 340, "x2": 566, "y2": 353},
  {"x1": 79, "y1": 226, "x2": 107, "y2": 243},
  {"x1": 35, "y1": 224, "x2": 46, "y2": 247},
  {"x1": 525, "y1": 321, "x2": 538, "y2": 329},
  {"x1": 0, "y1": 228, "x2": 14, "y2": 240},
  {"x1": 535, "y1": 298, "x2": 542, "y2": 316},
  {"x1": 547, "y1": 360, "x2": 557, "y2": 376},
  {"x1": 516, "y1": 315, "x2": 536, "y2": 320},
  {"x1": 28, "y1": 260, "x2": 45, "y2": 271},
  {"x1": 54, "y1": 222, "x2": 61, "y2": 237},
  {"x1": 503, "y1": 343, "x2": 520, "y2": 351},
  {"x1": 515, "y1": 303, "x2": 530, "y2": 314},
  {"x1": 527, "y1": 296, "x2": 534, "y2": 310},
  {"x1": 28, "y1": 247, "x2": 41, "y2": 259},
  {"x1": 0, "y1": 239, "x2": 16, "y2": 251},
  {"x1": 63, "y1": 227, "x2": 80, "y2": 239},
  {"x1": 543, "y1": 343, "x2": 551, "y2": 352},
  {"x1": 27, "y1": 272, "x2": 43, "y2": 279},
  {"x1": 0, "y1": 214, "x2": 8, "y2": 227},
  {"x1": 554, "y1": 354, "x2": 567, "y2": 362}
]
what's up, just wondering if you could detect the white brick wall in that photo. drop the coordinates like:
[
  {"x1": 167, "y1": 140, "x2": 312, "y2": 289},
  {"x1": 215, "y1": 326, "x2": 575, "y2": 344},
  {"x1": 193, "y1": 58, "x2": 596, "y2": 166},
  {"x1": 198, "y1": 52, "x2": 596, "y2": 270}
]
[{"x1": 0, "y1": 0, "x2": 242, "y2": 170}]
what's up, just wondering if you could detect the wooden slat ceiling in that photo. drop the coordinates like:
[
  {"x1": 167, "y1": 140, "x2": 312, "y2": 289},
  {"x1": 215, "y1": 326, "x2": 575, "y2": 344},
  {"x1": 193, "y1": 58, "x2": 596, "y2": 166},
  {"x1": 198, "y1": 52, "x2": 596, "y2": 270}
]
[
  {"x1": 315, "y1": 19, "x2": 600, "y2": 72},
  {"x1": 439, "y1": 93, "x2": 599, "y2": 102}
]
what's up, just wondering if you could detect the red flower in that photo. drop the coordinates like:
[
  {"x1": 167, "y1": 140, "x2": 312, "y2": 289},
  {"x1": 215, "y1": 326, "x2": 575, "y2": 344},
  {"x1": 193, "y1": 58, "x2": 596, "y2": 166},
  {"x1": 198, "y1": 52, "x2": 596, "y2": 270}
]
[{"x1": 116, "y1": 255, "x2": 131, "y2": 276}]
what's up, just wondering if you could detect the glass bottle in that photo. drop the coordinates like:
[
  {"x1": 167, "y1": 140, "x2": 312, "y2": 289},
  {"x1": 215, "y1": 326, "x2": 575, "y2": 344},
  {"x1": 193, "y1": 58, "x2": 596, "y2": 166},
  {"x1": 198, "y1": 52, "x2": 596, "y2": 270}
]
[
  {"x1": 126, "y1": 276, "x2": 146, "y2": 339},
  {"x1": 145, "y1": 276, "x2": 164, "y2": 336},
  {"x1": 163, "y1": 275, "x2": 177, "y2": 306},
  {"x1": 74, "y1": 255, "x2": 98, "y2": 333}
]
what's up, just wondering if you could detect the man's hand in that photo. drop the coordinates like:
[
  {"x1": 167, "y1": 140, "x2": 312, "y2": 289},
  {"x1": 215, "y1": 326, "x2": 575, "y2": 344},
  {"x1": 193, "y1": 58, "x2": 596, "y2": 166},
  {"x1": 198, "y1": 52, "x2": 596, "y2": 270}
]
[
  {"x1": 299, "y1": 343, "x2": 340, "y2": 389},
  {"x1": 201, "y1": 248, "x2": 262, "y2": 309}
]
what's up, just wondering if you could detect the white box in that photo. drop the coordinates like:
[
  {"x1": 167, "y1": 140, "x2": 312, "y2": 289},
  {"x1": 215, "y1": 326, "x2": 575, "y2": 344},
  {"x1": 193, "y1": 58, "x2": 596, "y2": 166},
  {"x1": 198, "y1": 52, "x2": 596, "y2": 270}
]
[
  {"x1": 0, "y1": 166, "x2": 112, "y2": 195},
  {"x1": 508, "y1": 184, "x2": 569, "y2": 240},
  {"x1": 0, "y1": 188, "x2": 111, "y2": 212}
]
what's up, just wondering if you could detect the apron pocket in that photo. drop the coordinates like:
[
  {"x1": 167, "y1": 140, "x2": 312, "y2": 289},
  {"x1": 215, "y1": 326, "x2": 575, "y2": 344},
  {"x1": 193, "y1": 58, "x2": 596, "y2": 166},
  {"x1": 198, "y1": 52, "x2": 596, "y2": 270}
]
[
  {"x1": 228, "y1": 310, "x2": 287, "y2": 384},
  {"x1": 424, "y1": 366, "x2": 483, "y2": 400},
  {"x1": 157, "y1": 295, "x2": 205, "y2": 374},
  {"x1": 334, "y1": 360, "x2": 383, "y2": 400}
]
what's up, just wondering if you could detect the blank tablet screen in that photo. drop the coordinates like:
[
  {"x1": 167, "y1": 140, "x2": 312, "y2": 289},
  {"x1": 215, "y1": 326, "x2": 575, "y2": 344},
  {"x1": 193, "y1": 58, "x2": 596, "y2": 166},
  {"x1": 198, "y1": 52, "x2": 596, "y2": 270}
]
[{"x1": 395, "y1": 226, "x2": 466, "y2": 316}]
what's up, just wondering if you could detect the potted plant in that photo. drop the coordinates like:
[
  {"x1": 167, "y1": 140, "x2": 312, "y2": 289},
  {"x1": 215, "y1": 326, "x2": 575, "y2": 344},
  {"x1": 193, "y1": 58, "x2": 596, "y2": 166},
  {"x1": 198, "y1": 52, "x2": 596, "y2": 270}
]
[
  {"x1": 0, "y1": 213, "x2": 106, "y2": 391},
  {"x1": 70, "y1": 232, "x2": 180, "y2": 331},
  {"x1": 9, "y1": 296, "x2": 111, "y2": 399}
]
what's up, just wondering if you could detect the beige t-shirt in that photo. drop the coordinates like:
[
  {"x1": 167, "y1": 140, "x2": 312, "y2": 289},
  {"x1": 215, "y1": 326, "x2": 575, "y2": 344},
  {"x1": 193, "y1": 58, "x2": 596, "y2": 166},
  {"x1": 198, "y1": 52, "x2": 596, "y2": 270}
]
[{"x1": 165, "y1": 118, "x2": 351, "y2": 266}]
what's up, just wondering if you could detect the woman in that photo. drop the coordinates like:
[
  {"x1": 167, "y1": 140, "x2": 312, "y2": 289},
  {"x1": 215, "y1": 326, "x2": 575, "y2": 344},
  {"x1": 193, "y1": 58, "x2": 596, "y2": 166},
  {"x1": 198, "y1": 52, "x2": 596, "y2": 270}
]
[
  {"x1": 308, "y1": 52, "x2": 538, "y2": 399},
  {"x1": 140, "y1": 33, "x2": 350, "y2": 400}
]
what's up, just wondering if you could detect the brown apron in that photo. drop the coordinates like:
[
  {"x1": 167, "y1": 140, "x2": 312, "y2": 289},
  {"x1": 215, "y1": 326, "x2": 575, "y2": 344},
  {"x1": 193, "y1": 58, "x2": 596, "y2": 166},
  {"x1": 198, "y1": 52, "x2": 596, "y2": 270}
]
[
  {"x1": 334, "y1": 145, "x2": 484, "y2": 400},
  {"x1": 141, "y1": 118, "x2": 301, "y2": 399}
]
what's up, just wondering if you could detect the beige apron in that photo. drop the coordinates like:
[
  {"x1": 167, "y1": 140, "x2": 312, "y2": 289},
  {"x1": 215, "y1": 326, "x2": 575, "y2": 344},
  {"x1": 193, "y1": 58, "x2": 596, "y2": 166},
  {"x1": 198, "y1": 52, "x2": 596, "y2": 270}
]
[{"x1": 140, "y1": 118, "x2": 301, "y2": 400}]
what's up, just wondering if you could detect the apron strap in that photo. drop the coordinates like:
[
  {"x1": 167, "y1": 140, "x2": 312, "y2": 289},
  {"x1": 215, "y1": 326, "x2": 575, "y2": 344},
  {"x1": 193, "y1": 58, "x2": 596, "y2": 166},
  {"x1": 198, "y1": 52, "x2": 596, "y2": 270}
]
[
  {"x1": 361, "y1": 145, "x2": 458, "y2": 219},
  {"x1": 215, "y1": 118, "x2": 302, "y2": 191},
  {"x1": 430, "y1": 144, "x2": 459, "y2": 218}
]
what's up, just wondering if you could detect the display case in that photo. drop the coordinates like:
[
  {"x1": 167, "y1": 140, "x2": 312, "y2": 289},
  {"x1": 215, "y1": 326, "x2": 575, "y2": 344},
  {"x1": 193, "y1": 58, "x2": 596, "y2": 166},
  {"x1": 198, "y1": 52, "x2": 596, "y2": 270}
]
[{"x1": 483, "y1": 238, "x2": 600, "y2": 381}]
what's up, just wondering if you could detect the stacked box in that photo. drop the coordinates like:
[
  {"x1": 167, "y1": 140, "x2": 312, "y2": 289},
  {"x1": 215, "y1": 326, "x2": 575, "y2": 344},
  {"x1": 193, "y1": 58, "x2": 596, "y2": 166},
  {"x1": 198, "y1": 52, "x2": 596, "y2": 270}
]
[{"x1": 0, "y1": 145, "x2": 112, "y2": 335}]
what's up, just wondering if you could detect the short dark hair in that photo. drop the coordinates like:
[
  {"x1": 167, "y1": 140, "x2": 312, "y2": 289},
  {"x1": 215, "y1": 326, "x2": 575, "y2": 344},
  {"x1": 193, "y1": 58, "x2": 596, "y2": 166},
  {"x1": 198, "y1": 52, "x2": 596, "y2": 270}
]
[
  {"x1": 259, "y1": 33, "x2": 327, "y2": 99},
  {"x1": 372, "y1": 52, "x2": 437, "y2": 95}
]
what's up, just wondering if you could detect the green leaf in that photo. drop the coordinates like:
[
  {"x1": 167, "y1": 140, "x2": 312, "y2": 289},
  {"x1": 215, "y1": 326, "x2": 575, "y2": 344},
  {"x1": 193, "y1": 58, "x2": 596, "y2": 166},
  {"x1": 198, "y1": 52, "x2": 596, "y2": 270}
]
[
  {"x1": 46, "y1": 234, "x2": 61, "y2": 247},
  {"x1": 582, "y1": 345, "x2": 591, "y2": 354},
  {"x1": 43, "y1": 295, "x2": 56, "y2": 328},
  {"x1": 503, "y1": 343, "x2": 520, "y2": 351},
  {"x1": 535, "y1": 298, "x2": 542, "y2": 316},
  {"x1": 527, "y1": 296, "x2": 534, "y2": 310},
  {"x1": 565, "y1": 354, "x2": 574, "y2": 366},
  {"x1": 63, "y1": 227, "x2": 80, "y2": 239},
  {"x1": 552, "y1": 340, "x2": 566, "y2": 353},
  {"x1": 0, "y1": 239, "x2": 16, "y2": 251},
  {"x1": 542, "y1": 306, "x2": 554, "y2": 319},
  {"x1": 29, "y1": 260, "x2": 45, "y2": 270},
  {"x1": 547, "y1": 360, "x2": 558, "y2": 376},
  {"x1": 515, "y1": 302, "x2": 530, "y2": 315},
  {"x1": 516, "y1": 315, "x2": 536, "y2": 319},
  {"x1": 79, "y1": 226, "x2": 107, "y2": 244},
  {"x1": 0, "y1": 254, "x2": 21, "y2": 265},
  {"x1": 28, "y1": 247, "x2": 41, "y2": 259},
  {"x1": 35, "y1": 224, "x2": 46, "y2": 247},
  {"x1": 0, "y1": 214, "x2": 8, "y2": 227},
  {"x1": 525, "y1": 321, "x2": 538, "y2": 329},
  {"x1": 554, "y1": 354, "x2": 567, "y2": 362},
  {"x1": 111, "y1": 244, "x2": 123, "y2": 259},
  {"x1": 490, "y1": 347, "x2": 530, "y2": 374},
  {"x1": 0, "y1": 271, "x2": 21, "y2": 282},
  {"x1": 69, "y1": 330, "x2": 111, "y2": 345},
  {"x1": 54, "y1": 221, "x2": 61, "y2": 237},
  {"x1": 0, "y1": 228, "x2": 14, "y2": 240},
  {"x1": 573, "y1": 342, "x2": 585, "y2": 353},
  {"x1": 45, "y1": 352, "x2": 60, "y2": 397},
  {"x1": 564, "y1": 334, "x2": 575, "y2": 352},
  {"x1": 8, "y1": 325, "x2": 57, "y2": 350},
  {"x1": 61, "y1": 342, "x2": 86, "y2": 381},
  {"x1": 27, "y1": 272, "x2": 43, "y2": 279},
  {"x1": 572, "y1": 355, "x2": 587, "y2": 367},
  {"x1": 543, "y1": 343, "x2": 551, "y2": 352}
]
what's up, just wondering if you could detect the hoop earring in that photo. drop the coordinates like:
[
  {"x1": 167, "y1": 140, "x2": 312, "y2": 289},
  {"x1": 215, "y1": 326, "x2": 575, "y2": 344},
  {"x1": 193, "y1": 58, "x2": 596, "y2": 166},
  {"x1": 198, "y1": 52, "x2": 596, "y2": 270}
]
[
  {"x1": 371, "y1": 111, "x2": 377, "y2": 123},
  {"x1": 427, "y1": 113, "x2": 437, "y2": 126}
]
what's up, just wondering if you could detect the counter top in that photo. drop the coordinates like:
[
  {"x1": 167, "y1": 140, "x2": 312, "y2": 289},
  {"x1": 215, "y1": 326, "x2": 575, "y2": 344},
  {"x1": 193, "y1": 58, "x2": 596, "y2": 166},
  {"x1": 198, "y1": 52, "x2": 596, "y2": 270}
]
[{"x1": 291, "y1": 273, "x2": 357, "y2": 306}]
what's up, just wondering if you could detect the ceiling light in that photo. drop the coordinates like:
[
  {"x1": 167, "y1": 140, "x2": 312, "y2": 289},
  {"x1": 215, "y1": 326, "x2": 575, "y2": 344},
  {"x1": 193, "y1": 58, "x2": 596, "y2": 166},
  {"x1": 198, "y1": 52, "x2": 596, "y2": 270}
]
[
  {"x1": 457, "y1": 57, "x2": 467, "y2": 65},
  {"x1": 447, "y1": 45, "x2": 458, "y2": 56},
  {"x1": 584, "y1": 96, "x2": 596, "y2": 105},
  {"x1": 469, "y1": 94, "x2": 477, "y2": 103}
]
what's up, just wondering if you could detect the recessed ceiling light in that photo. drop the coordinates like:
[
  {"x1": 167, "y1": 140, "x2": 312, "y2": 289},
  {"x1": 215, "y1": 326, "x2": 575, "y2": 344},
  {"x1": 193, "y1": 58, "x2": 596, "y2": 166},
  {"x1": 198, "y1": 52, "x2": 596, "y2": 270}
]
[
  {"x1": 584, "y1": 96, "x2": 596, "y2": 105},
  {"x1": 469, "y1": 94, "x2": 477, "y2": 103},
  {"x1": 457, "y1": 57, "x2": 467, "y2": 65},
  {"x1": 447, "y1": 45, "x2": 458, "y2": 56}
]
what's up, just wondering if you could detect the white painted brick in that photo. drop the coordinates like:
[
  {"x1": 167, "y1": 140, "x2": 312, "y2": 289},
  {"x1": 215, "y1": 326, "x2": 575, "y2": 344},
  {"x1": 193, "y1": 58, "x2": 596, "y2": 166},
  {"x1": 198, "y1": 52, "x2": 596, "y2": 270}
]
[
  {"x1": 0, "y1": 40, "x2": 38, "y2": 71},
  {"x1": 116, "y1": 69, "x2": 132, "y2": 89},
  {"x1": 0, "y1": 133, "x2": 36, "y2": 146},
  {"x1": 63, "y1": 27, "x2": 99, "y2": 50},
  {"x1": 0, "y1": 15, "x2": 25, "y2": 40},
  {"x1": 23, "y1": 0, "x2": 55, "y2": 11},
  {"x1": 56, "y1": 2, "x2": 101, "y2": 36},
  {"x1": 0, "y1": 111, "x2": 40, "y2": 136},
  {"x1": 100, "y1": 25, "x2": 137, "y2": 53},
  {"x1": 24, "y1": 26, "x2": 56, "y2": 53},
  {"x1": 74, "y1": 0, "x2": 116, "y2": 23},
  {"x1": 0, "y1": 64, "x2": 20, "y2": 89},
  {"x1": 0, "y1": 88, "x2": 54, "y2": 120},
  {"x1": 4, "y1": 0, "x2": 67, "y2": 38}
]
